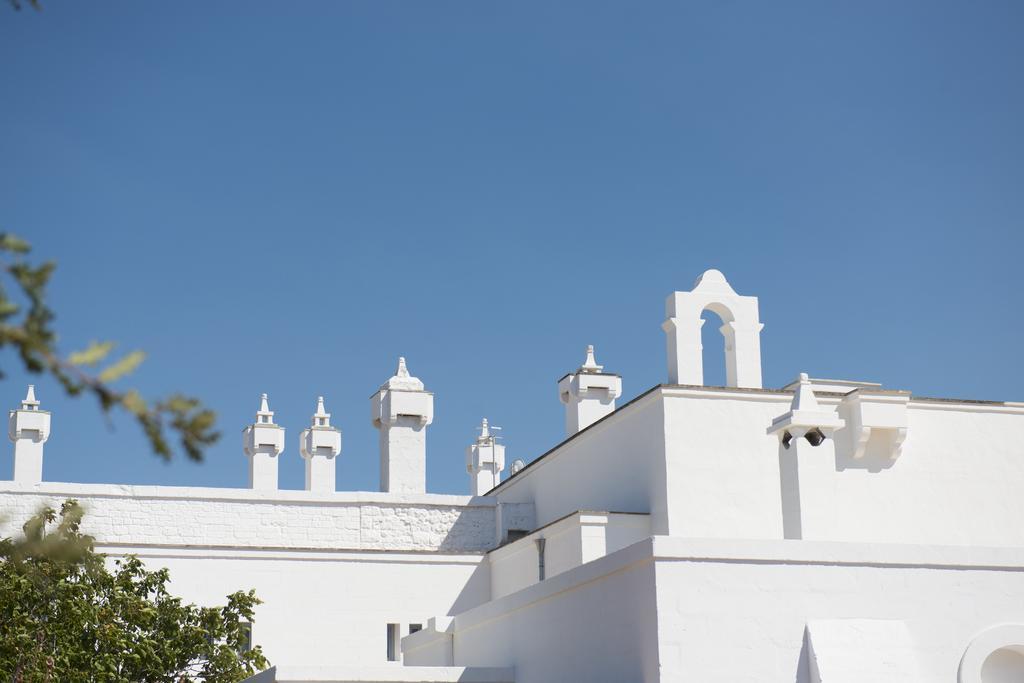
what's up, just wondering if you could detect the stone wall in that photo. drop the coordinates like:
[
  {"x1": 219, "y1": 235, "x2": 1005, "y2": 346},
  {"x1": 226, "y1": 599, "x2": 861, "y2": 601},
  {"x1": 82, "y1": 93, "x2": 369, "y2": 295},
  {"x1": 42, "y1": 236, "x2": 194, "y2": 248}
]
[{"x1": 0, "y1": 482, "x2": 497, "y2": 553}]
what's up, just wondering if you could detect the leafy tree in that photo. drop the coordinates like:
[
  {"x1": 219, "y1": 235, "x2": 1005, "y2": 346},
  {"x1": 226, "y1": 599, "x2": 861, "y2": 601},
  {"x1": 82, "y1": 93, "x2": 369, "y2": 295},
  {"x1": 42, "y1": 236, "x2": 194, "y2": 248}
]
[
  {"x1": 0, "y1": 500, "x2": 269, "y2": 682},
  {"x1": 0, "y1": 233, "x2": 219, "y2": 462}
]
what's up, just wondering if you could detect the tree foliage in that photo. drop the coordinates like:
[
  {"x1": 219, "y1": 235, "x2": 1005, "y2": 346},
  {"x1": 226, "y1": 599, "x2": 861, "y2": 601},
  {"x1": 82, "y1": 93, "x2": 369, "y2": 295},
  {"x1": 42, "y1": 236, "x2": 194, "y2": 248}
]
[
  {"x1": 0, "y1": 233, "x2": 219, "y2": 462},
  {"x1": 0, "y1": 501, "x2": 268, "y2": 682}
]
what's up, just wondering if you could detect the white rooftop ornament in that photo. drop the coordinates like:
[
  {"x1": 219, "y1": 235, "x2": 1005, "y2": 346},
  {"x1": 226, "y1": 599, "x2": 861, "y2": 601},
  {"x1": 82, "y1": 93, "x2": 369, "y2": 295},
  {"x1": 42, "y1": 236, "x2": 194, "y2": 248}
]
[
  {"x1": 372, "y1": 357, "x2": 434, "y2": 494},
  {"x1": 300, "y1": 395, "x2": 342, "y2": 493},
  {"x1": 8, "y1": 384, "x2": 50, "y2": 483},
  {"x1": 243, "y1": 393, "x2": 285, "y2": 490},
  {"x1": 558, "y1": 345, "x2": 622, "y2": 437},
  {"x1": 21, "y1": 385, "x2": 40, "y2": 410},
  {"x1": 580, "y1": 345, "x2": 603, "y2": 373},
  {"x1": 663, "y1": 268, "x2": 764, "y2": 389},
  {"x1": 768, "y1": 373, "x2": 845, "y2": 446},
  {"x1": 692, "y1": 268, "x2": 736, "y2": 294},
  {"x1": 256, "y1": 393, "x2": 274, "y2": 424},
  {"x1": 382, "y1": 356, "x2": 425, "y2": 392}
]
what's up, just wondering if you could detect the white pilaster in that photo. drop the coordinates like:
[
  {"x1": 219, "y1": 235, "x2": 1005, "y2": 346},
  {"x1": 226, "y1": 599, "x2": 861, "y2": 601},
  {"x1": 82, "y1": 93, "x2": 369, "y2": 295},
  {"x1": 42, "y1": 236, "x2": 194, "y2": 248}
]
[
  {"x1": 8, "y1": 385, "x2": 49, "y2": 483},
  {"x1": 242, "y1": 393, "x2": 284, "y2": 490},
  {"x1": 300, "y1": 396, "x2": 342, "y2": 493},
  {"x1": 371, "y1": 357, "x2": 434, "y2": 494},
  {"x1": 768, "y1": 374, "x2": 845, "y2": 540}
]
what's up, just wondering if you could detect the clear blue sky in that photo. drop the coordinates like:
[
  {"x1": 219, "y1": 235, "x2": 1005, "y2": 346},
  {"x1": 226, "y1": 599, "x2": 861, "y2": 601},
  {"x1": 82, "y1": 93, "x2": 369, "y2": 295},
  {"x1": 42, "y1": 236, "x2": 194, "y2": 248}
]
[{"x1": 1, "y1": 1, "x2": 1021, "y2": 494}]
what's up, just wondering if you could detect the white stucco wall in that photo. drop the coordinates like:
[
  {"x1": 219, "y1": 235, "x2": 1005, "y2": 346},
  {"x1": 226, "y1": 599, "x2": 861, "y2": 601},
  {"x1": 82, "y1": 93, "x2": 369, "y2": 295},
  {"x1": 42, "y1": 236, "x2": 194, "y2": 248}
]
[
  {"x1": 406, "y1": 536, "x2": 1024, "y2": 682},
  {"x1": 652, "y1": 536, "x2": 1024, "y2": 682},
  {"x1": 141, "y1": 547, "x2": 489, "y2": 668},
  {"x1": 408, "y1": 539, "x2": 661, "y2": 683},
  {"x1": 661, "y1": 388, "x2": 1024, "y2": 546},
  {"x1": 493, "y1": 390, "x2": 668, "y2": 533},
  {"x1": 661, "y1": 388, "x2": 792, "y2": 539},
  {"x1": 497, "y1": 385, "x2": 1024, "y2": 548},
  {"x1": 488, "y1": 511, "x2": 651, "y2": 600}
]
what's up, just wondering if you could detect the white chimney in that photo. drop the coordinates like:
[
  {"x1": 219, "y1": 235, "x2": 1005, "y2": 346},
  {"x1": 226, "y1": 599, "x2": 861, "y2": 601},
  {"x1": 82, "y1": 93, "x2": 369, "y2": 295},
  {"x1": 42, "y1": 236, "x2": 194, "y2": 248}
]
[
  {"x1": 558, "y1": 345, "x2": 622, "y2": 436},
  {"x1": 466, "y1": 418, "x2": 505, "y2": 496},
  {"x1": 8, "y1": 385, "x2": 49, "y2": 483},
  {"x1": 371, "y1": 357, "x2": 433, "y2": 494},
  {"x1": 300, "y1": 396, "x2": 342, "y2": 493},
  {"x1": 242, "y1": 393, "x2": 284, "y2": 490}
]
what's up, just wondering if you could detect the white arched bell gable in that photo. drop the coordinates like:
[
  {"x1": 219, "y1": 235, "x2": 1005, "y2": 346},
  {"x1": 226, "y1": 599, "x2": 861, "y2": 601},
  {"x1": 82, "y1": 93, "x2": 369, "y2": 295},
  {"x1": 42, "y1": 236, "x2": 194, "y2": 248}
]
[{"x1": 662, "y1": 269, "x2": 764, "y2": 388}]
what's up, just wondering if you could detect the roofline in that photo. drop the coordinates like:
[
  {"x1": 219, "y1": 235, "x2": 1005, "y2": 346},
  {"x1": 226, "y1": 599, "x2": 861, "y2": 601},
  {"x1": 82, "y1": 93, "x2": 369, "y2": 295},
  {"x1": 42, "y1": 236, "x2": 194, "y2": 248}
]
[
  {"x1": 486, "y1": 383, "x2": 664, "y2": 495},
  {"x1": 556, "y1": 371, "x2": 622, "y2": 383},
  {"x1": 485, "y1": 383, "x2": 1024, "y2": 495}
]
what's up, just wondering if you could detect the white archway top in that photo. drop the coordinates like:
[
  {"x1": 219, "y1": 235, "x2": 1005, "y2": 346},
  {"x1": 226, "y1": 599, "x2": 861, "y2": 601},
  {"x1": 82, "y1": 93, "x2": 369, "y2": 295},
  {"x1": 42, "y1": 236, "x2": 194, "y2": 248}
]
[
  {"x1": 663, "y1": 269, "x2": 764, "y2": 388},
  {"x1": 692, "y1": 268, "x2": 737, "y2": 295}
]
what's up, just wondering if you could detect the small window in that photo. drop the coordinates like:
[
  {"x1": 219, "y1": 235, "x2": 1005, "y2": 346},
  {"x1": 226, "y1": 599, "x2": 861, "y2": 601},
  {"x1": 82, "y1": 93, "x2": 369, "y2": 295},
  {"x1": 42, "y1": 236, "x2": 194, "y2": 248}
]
[
  {"x1": 386, "y1": 623, "x2": 401, "y2": 662},
  {"x1": 409, "y1": 623, "x2": 422, "y2": 635}
]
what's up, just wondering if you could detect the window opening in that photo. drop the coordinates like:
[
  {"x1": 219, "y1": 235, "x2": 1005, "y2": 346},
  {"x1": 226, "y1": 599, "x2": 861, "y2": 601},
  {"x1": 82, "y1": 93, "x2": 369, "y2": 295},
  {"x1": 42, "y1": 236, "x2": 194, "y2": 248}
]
[{"x1": 386, "y1": 623, "x2": 400, "y2": 662}]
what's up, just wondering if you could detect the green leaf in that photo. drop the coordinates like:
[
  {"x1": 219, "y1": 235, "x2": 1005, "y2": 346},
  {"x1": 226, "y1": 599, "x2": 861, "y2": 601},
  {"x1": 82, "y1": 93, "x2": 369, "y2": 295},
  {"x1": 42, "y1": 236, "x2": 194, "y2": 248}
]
[
  {"x1": 121, "y1": 390, "x2": 148, "y2": 416},
  {"x1": 97, "y1": 350, "x2": 146, "y2": 383},
  {"x1": 0, "y1": 233, "x2": 31, "y2": 254},
  {"x1": 68, "y1": 340, "x2": 116, "y2": 367}
]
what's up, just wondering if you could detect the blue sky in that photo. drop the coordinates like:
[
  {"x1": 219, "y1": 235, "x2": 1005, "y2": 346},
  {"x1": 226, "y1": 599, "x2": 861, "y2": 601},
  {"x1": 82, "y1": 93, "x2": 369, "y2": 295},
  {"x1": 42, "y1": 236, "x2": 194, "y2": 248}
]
[{"x1": 1, "y1": 1, "x2": 1021, "y2": 494}]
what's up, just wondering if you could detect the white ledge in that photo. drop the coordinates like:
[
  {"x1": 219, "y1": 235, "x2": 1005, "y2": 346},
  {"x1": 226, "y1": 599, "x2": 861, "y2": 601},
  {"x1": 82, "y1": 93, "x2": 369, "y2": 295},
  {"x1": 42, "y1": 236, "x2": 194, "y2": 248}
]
[
  {"x1": 246, "y1": 665, "x2": 515, "y2": 683},
  {"x1": 0, "y1": 481, "x2": 495, "y2": 508},
  {"x1": 451, "y1": 535, "x2": 1024, "y2": 635},
  {"x1": 651, "y1": 536, "x2": 1024, "y2": 570}
]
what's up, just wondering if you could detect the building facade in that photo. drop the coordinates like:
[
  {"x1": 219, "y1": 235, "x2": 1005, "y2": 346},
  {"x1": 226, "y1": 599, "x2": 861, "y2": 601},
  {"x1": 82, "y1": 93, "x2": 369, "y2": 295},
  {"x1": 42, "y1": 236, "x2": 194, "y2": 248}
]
[{"x1": 2, "y1": 270, "x2": 1023, "y2": 683}]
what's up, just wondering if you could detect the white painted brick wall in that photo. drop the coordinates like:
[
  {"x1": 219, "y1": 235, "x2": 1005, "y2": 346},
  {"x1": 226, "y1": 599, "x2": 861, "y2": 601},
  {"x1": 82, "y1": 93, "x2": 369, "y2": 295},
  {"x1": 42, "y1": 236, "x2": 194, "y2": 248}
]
[{"x1": 0, "y1": 483, "x2": 497, "y2": 552}]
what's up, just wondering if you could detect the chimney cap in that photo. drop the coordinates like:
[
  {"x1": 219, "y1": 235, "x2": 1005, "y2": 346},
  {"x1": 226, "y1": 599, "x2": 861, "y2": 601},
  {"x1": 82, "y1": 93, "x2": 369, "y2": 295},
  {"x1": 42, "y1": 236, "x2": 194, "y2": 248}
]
[
  {"x1": 381, "y1": 356, "x2": 425, "y2": 391},
  {"x1": 20, "y1": 385, "x2": 40, "y2": 411},
  {"x1": 256, "y1": 393, "x2": 275, "y2": 424},
  {"x1": 311, "y1": 396, "x2": 333, "y2": 427},
  {"x1": 580, "y1": 345, "x2": 604, "y2": 373}
]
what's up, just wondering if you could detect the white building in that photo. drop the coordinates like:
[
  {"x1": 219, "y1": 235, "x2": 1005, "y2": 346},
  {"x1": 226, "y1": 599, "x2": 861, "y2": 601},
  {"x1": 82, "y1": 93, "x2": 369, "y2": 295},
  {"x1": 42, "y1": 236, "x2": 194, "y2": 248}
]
[{"x1": 3, "y1": 269, "x2": 1024, "y2": 683}]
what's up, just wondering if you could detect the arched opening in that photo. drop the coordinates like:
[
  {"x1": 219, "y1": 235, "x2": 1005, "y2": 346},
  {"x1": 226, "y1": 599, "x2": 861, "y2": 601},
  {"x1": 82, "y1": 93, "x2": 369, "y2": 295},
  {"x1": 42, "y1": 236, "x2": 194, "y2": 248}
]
[
  {"x1": 982, "y1": 647, "x2": 1024, "y2": 683},
  {"x1": 958, "y1": 625, "x2": 1024, "y2": 683},
  {"x1": 699, "y1": 309, "x2": 726, "y2": 386},
  {"x1": 699, "y1": 302, "x2": 735, "y2": 387}
]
